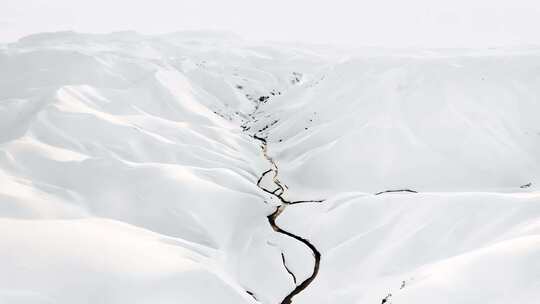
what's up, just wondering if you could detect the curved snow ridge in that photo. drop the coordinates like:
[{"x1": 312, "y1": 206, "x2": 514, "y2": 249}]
[
  {"x1": 13, "y1": 85, "x2": 257, "y2": 172},
  {"x1": 393, "y1": 235, "x2": 540, "y2": 304}
]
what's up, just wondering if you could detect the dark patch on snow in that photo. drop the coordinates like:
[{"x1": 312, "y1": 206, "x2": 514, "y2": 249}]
[{"x1": 375, "y1": 189, "x2": 418, "y2": 195}]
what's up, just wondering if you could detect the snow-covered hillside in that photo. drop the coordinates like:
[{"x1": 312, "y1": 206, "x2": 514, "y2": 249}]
[{"x1": 0, "y1": 32, "x2": 539, "y2": 304}]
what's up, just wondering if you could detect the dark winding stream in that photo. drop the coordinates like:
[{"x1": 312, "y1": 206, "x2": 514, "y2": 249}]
[{"x1": 252, "y1": 134, "x2": 324, "y2": 304}]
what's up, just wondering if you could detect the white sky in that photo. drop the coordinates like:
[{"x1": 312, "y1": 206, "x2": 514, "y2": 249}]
[{"x1": 1, "y1": 0, "x2": 540, "y2": 47}]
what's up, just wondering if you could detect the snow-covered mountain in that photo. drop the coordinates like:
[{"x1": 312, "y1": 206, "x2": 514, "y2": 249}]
[{"x1": 0, "y1": 31, "x2": 539, "y2": 304}]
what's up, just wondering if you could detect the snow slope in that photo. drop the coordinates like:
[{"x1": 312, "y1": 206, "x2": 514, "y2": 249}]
[
  {"x1": 1, "y1": 32, "x2": 539, "y2": 304},
  {"x1": 279, "y1": 192, "x2": 540, "y2": 304},
  {"x1": 255, "y1": 52, "x2": 540, "y2": 197},
  {"x1": 0, "y1": 31, "x2": 331, "y2": 304}
]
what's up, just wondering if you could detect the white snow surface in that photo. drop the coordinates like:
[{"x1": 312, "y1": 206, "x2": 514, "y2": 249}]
[{"x1": 0, "y1": 31, "x2": 539, "y2": 304}]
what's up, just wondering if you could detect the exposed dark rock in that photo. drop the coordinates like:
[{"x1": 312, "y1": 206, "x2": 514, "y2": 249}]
[{"x1": 520, "y1": 182, "x2": 532, "y2": 188}]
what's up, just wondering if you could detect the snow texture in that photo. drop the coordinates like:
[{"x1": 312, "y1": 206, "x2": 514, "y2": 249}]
[{"x1": 0, "y1": 31, "x2": 539, "y2": 304}]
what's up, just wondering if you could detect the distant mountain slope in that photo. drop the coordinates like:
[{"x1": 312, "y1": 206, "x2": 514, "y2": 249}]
[{"x1": 255, "y1": 53, "x2": 540, "y2": 196}]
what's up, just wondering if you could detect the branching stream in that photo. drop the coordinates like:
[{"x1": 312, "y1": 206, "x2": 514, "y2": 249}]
[{"x1": 252, "y1": 133, "x2": 324, "y2": 304}]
